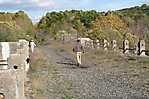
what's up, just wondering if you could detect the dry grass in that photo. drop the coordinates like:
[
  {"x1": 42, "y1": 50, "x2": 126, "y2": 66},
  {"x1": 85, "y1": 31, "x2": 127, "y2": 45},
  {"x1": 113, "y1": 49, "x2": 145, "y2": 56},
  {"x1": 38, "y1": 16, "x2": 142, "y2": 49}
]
[
  {"x1": 29, "y1": 47, "x2": 50, "y2": 98},
  {"x1": 30, "y1": 48, "x2": 47, "y2": 63},
  {"x1": 28, "y1": 41, "x2": 149, "y2": 98},
  {"x1": 84, "y1": 49, "x2": 149, "y2": 91}
]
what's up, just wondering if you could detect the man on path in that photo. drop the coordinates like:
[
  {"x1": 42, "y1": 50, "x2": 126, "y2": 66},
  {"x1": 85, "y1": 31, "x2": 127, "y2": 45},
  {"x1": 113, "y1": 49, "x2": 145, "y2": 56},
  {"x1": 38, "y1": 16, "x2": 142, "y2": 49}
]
[
  {"x1": 30, "y1": 40, "x2": 36, "y2": 53},
  {"x1": 73, "y1": 39, "x2": 84, "y2": 66}
]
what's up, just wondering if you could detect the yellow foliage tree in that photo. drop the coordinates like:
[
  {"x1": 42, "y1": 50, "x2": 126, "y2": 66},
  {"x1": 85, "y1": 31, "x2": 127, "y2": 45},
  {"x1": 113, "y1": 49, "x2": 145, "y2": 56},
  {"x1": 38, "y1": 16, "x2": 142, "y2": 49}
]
[
  {"x1": 88, "y1": 13, "x2": 138, "y2": 46},
  {"x1": 93, "y1": 13, "x2": 128, "y2": 32}
]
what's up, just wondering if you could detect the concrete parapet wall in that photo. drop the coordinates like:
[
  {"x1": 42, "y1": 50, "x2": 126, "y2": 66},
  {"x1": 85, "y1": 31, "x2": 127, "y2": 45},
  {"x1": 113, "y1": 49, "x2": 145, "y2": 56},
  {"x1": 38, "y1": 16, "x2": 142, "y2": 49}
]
[{"x1": 0, "y1": 39, "x2": 29, "y2": 99}]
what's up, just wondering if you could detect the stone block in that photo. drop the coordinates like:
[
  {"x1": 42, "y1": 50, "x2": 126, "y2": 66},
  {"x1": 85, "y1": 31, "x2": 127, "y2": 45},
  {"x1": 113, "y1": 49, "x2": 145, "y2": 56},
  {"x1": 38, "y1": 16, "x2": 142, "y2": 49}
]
[
  {"x1": 112, "y1": 40, "x2": 117, "y2": 51},
  {"x1": 103, "y1": 39, "x2": 108, "y2": 51},
  {"x1": 123, "y1": 40, "x2": 129, "y2": 54},
  {"x1": 0, "y1": 70, "x2": 25, "y2": 99},
  {"x1": 138, "y1": 40, "x2": 146, "y2": 56}
]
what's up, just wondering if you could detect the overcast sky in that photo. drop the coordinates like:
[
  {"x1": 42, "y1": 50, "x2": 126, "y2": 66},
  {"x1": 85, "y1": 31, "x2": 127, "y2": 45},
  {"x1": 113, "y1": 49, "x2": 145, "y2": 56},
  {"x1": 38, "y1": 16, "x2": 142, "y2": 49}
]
[{"x1": 0, "y1": 0, "x2": 148, "y2": 23}]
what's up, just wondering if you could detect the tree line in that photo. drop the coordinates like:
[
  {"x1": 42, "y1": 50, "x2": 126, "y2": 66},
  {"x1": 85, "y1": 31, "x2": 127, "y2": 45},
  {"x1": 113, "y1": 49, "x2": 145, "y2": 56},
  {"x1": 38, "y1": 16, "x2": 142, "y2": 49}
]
[
  {"x1": 0, "y1": 4, "x2": 149, "y2": 48},
  {"x1": 37, "y1": 4, "x2": 149, "y2": 47}
]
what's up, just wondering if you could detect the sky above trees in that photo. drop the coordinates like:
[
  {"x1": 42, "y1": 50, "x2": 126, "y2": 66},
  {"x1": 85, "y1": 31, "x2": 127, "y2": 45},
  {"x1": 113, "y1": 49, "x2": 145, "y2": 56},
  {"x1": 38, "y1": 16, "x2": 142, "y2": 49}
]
[{"x1": 0, "y1": 0, "x2": 148, "y2": 23}]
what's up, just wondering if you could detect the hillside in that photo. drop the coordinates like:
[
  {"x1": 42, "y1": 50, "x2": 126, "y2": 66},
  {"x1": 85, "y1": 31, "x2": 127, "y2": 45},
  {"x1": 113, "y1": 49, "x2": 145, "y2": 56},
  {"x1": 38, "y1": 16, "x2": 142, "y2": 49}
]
[
  {"x1": 37, "y1": 4, "x2": 149, "y2": 47},
  {"x1": 0, "y1": 11, "x2": 34, "y2": 41},
  {"x1": 116, "y1": 4, "x2": 149, "y2": 40}
]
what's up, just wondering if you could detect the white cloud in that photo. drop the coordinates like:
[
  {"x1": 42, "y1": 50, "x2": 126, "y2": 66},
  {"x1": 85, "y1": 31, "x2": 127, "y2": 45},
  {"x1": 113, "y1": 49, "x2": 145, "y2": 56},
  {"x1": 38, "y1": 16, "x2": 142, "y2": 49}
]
[
  {"x1": 0, "y1": 0, "x2": 58, "y2": 9},
  {"x1": 23, "y1": 0, "x2": 58, "y2": 8},
  {"x1": 36, "y1": 0, "x2": 57, "y2": 7}
]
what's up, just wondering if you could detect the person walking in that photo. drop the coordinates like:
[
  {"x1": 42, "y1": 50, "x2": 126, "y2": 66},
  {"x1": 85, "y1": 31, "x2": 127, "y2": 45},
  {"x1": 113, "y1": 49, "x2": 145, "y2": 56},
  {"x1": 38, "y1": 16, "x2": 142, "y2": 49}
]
[
  {"x1": 73, "y1": 39, "x2": 84, "y2": 66},
  {"x1": 30, "y1": 40, "x2": 36, "y2": 53}
]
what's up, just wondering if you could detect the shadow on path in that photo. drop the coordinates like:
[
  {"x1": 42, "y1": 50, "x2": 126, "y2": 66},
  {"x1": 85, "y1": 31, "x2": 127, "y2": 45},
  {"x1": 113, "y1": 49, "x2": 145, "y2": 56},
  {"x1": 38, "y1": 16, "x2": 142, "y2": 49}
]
[
  {"x1": 56, "y1": 61, "x2": 90, "y2": 69},
  {"x1": 56, "y1": 61, "x2": 76, "y2": 65}
]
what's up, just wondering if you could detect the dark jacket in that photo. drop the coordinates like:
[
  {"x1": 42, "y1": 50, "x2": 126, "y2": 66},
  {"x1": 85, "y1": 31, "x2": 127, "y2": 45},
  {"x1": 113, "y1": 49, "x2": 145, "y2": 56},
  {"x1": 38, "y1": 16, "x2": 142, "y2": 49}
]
[{"x1": 73, "y1": 42, "x2": 84, "y2": 52}]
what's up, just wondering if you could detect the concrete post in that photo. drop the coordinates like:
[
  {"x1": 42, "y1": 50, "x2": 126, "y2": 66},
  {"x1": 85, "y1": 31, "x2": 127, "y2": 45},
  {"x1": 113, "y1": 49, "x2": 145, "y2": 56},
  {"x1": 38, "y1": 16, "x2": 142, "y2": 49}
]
[
  {"x1": 0, "y1": 39, "x2": 29, "y2": 99},
  {"x1": 123, "y1": 40, "x2": 129, "y2": 54},
  {"x1": 90, "y1": 40, "x2": 94, "y2": 49},
  {"x1": 134, "y1": 44, "x2": 138, "y2": 54},
  {"x1": 18, "y1": 40, "x2": 29, "y2": 72},
  {"x1": 103, "y1": 39, "x2": 108, "y2": 51},
  {"x1": 112, "y1": 40, "x2": 117, "y2": 51},
  {"x1": 96, "y1": 40, "x2": 100, "y2": 49},
  {"x1": 0, "y1": 42, "x2": 10, "y2": 70},
  {"x1": 138, "y1": 40, "x2": 146, "y2": 56}
]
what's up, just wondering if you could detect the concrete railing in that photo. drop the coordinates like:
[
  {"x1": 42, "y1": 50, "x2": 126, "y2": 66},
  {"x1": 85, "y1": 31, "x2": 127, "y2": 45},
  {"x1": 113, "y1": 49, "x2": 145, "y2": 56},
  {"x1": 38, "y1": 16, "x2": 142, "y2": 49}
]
[{"x1": 0, "y1": 39, "x2": 29, "y2": 99}]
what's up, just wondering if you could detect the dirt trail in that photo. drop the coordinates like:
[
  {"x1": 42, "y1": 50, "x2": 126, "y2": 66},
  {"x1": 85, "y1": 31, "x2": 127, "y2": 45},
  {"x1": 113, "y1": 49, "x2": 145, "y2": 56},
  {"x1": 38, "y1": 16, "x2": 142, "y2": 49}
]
[{"x1": 29, "y1": 41, "x2": 149, "y2": 99}]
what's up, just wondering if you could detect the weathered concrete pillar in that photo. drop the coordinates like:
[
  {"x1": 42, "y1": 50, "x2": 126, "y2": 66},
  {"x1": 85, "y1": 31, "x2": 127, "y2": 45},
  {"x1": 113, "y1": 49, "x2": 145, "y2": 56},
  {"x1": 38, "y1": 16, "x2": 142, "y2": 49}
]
[
  {"x1": 15, "y1": 70, "x2": 26, "y2": 99},
  {"x1": 0, "y1": 39, "x2": 28, "y2": 99},
  {"x1": 103, "y1": 39, "x2": 108, "y2": 51},
  {"x1": 0, "y1": 70, "x2": 25, "y2": 99},
  {"x1": 112, "y1": 40, "x2": 117, "y2": 51},
  {"x1": 0, "y1": 42, "x2": 11, "y2": 70},
  {"x1": 134, "y1": 44, "x2": 138, "y2": 54},
  {"x1": 90, "y1": 40, "x2": 94, "y2": 49},
  {"x1": 96, "y1": 40, "x2": 100, "y2": 49},
  {"x1": 123, "y1": 40, "x2": 129, "y2": 54},
  {"x1": 84, "y1": 41, "x2": 88, "y2": 48},
  {"x1": 18, "y1": 40, "x2": 29, "y2": 72},
  {"x1": 138, "y1": 40, "x2": 146, "y2": 56},
  {"x1": 18, "y1": 40, "x2": 29, "y2": 57},
  {"x1": 1, "y1": 42, "x2": 10, "y2": 61}
]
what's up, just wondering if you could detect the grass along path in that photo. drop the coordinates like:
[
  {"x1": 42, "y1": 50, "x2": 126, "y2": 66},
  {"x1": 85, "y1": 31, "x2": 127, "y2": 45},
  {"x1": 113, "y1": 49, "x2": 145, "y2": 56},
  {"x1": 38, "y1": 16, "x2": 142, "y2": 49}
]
[{"x1": 29, "y1": 41, "x2": 149, "y2": 99}]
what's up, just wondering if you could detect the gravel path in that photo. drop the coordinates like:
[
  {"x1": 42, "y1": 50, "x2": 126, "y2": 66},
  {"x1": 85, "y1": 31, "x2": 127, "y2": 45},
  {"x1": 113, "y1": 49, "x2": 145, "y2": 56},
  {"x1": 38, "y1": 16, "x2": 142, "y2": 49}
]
[{"x1": 31, "y1": 42, "x2": 149, "y2": 99}]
